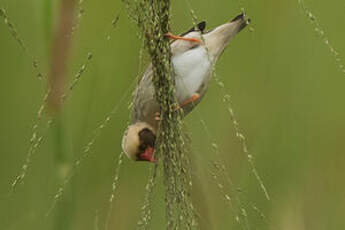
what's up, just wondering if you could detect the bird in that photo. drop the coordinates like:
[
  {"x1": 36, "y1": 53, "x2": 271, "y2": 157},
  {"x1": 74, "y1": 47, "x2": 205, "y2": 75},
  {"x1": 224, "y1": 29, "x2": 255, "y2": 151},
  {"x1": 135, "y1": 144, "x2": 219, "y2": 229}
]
[{"x1": 122, "y1": 13, "x2": 250, "y2": 162}]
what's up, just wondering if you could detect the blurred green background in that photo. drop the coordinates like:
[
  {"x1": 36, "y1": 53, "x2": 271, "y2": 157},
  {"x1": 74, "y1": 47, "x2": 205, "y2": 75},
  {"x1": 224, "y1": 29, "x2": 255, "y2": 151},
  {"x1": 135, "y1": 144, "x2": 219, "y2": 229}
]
[{"x1": 1, "y1": 0, "x2": 345, "y2": 229}]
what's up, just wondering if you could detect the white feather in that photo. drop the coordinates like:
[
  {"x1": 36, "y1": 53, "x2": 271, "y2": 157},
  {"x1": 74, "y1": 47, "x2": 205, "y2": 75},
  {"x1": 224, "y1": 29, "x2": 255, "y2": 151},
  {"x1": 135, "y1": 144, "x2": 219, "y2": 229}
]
[{"x1": 173, "y1": 46, "x2": 211, "y2": 102}]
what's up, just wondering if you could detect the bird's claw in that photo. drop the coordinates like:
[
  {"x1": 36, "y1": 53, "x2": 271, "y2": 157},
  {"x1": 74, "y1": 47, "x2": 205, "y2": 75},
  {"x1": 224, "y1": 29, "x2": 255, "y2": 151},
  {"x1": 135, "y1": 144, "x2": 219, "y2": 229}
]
[
  {"x1": 154, "y1": 112, "x2": 161, "y2": 121},
  {"x1": 154, "y1": 94, "x2": 200, "y2": 121}
]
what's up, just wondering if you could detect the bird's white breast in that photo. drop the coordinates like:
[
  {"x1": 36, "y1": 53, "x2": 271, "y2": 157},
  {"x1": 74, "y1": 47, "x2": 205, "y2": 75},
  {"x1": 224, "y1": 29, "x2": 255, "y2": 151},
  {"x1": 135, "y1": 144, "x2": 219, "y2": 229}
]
[{"x1": 172, "y1": 46, "x2": 212, "y2": 102}]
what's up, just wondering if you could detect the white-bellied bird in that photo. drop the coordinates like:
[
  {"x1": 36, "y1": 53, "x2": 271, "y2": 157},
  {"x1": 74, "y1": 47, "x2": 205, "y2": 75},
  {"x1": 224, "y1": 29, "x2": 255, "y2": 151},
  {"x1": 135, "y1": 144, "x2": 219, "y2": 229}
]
[{"x1": 122, "y1": 13, "x2": 250, "y2": 162}]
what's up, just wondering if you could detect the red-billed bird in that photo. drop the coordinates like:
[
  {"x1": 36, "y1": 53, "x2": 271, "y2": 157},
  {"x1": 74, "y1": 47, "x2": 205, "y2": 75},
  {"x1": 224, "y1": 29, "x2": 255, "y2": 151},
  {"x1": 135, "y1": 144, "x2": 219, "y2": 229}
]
[{"x1": 122, "y1": 13, "x2": 250, "y2": 162}]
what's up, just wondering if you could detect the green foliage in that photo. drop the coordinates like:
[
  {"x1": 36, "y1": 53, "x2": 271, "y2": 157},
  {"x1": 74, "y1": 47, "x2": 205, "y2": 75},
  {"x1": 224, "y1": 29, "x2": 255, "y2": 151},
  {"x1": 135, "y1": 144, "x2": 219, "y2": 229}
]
[{"x1": 128, "y1": 0, "x2": 197, "y2": 229}]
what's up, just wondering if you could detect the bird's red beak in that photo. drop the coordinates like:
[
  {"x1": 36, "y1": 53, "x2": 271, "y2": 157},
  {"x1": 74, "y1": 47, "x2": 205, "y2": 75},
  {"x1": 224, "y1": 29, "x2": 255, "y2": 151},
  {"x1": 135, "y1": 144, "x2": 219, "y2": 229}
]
[{"x1": 140, "y1": 146, "x2": 156, "y2": 163}]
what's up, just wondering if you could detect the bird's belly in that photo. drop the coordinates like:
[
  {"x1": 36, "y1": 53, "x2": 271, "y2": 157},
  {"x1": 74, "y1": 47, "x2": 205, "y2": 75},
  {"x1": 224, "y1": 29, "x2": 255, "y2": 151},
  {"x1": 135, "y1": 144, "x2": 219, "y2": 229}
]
[{"x1": 172, "y1": 47, "x2": 211, "y2": 103}]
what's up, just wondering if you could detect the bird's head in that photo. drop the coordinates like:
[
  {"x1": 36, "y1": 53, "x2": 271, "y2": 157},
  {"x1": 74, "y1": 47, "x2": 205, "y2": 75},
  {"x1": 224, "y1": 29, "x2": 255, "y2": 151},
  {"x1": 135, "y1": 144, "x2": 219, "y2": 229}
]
[{"x1": 122, "y1": 122, "x2": 156, "y2": 162}]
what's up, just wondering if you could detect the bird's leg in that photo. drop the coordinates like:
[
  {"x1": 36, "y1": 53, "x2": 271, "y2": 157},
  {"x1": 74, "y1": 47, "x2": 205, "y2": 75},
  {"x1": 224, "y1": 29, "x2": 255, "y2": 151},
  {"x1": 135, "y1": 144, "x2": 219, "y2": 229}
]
[
  {"x1": 165, "y1": 32, "x2": 201, "y2": 43},
  {"x1": 154, "y1": 93, "x2": 200, "y2": 120},
  {"x1": 176, "y1": 93, "x2": 201, "y2": 110}
]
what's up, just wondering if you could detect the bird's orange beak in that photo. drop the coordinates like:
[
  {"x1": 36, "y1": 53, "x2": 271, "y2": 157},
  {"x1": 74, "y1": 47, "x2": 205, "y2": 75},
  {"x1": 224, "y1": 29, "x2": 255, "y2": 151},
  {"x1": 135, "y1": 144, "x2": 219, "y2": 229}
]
[{"x1": 140, "y1": 146, "x2": 156, "y2": 163}]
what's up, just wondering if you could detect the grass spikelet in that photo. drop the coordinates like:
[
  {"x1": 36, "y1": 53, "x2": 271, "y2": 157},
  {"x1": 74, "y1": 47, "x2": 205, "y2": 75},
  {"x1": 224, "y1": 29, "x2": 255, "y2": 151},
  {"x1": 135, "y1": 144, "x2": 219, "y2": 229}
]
[
  {"x1": 199, "y1": 116, "x2": 252, "y2": 228},
  {"x1": 71, "y1": 0, "x2": 86, "y2": 35},
  {"x1": 127, "y1": 0, "x2": 198, "y2": 229},
  {"x1": 0, "y1": 7, "x2": 26, "y2": 51},
  {"x1": 11, "y1": 90, "x2": 50, "y2": 190},
  {"x1": 0, "y1": 7, "x2": 46, "y2": 81},
  {"x1": 12, "y1": 51, "x2": 93, "y2": 190},
  {"x1": 181, "y1": 1, "x2": 268, "y2": 202},
  {"x1": 47, "y1": 82, "x2": 134, "y2": 216},
  {"x1": 62, "y1": 52, "x2": 93, "y2": 101},
  {"x1": 136, "y1": 165, "x2": 159, "y2": 230},
  {"x1": 298, "y1": 0, "x2": 345, "y2": 74},
  {"x1": 104, "y1": 151, "x2": 125, "y2": 230},
  {"x1": 214, "y1": 75, "x2": 270, "y2": 201}
]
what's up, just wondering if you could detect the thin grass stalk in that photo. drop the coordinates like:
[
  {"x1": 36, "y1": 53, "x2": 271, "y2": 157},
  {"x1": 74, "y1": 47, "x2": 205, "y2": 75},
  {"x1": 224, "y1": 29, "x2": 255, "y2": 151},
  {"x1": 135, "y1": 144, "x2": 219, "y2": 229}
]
[
  {"x1": 53, "y1": 114, "x2": 75, "y2": 230},
  {"x1": 48, "y1": 0, "x2": 76, "y2": 229},
  {"x1": 48, "y1": 0, "x2": 76, "y2": 112},
  {"x1": 42, "y1": 0, "x2": 53, "y2": 51}
]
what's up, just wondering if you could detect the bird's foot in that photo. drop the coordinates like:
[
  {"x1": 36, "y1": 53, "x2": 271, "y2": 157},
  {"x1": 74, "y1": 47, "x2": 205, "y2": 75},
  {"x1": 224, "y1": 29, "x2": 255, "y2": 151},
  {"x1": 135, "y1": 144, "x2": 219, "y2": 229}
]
[
  {"x1": 154, "y1": 112, "x2": 161, "y2": 121},
  {"x1": 154, "y1": 94, "x2": 200, "y2": 120},
  {"x1": 164, "y1": 32, "x2": 201, "y2": 43}
]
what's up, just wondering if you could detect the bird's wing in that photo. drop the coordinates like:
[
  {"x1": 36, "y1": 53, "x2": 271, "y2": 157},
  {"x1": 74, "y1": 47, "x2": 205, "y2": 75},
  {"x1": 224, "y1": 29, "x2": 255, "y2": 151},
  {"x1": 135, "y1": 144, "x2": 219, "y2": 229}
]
[{"x1": 132, "y1": 64, "x2": 159, "y2": 127}]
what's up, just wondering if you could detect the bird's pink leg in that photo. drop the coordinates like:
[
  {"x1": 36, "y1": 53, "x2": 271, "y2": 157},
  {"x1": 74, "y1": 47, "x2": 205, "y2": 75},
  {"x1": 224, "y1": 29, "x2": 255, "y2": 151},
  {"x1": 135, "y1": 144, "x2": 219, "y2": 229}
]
[
  {"x1": 165, "y1": 32, "x2": 201, "y2": 43},
  {"x1": 154, "y1": 93, "x2": 200, "y2": 120},
  {"x1": 177, "y1": 93, "x2": 200, "y2": 110},
  {"x1": 154, "y1": 112, "x2": 161, "y2": 121}
]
